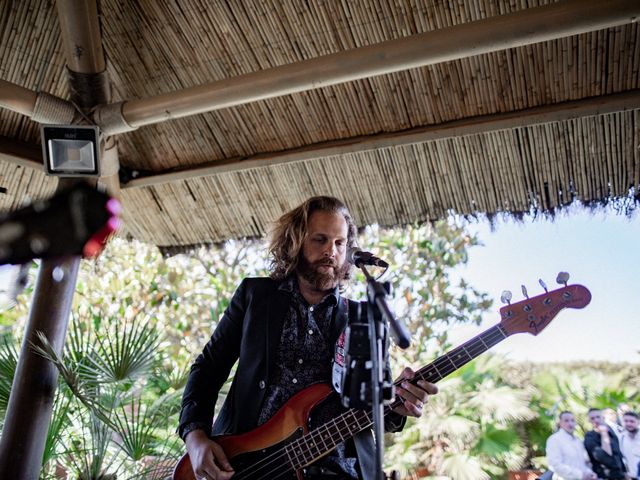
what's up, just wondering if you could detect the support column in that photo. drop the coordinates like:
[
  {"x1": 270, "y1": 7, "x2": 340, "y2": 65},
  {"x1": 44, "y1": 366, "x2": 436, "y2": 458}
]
[
  {"x1": 0, "y1": 1, "x2": 114, "y2": 478},
  {"x1": 0, "y1": 258, "x2": 80, "y2": 478}
]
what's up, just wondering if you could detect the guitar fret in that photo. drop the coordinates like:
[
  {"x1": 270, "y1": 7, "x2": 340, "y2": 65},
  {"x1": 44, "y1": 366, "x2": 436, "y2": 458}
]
[
  {"x1": 320, "y1": 422, "x2": 334, "y2": 450},
  {"x1": 333, "y1": 418, "x2": 345, "y2": 441},
  {"x1": 285, "y1": 442, "x2": 302, "y2": 469},
  {"x1": 426, "y1": 365, "x2": 444, "y2": 383},
  {"x1": 300, "y1": 433, "x2": 315, "y2": 464},
  {"x1": 346, "y1": 410, "x2": 360, "y2": 434},
  {"x1": 354, "y1": 410, "x2": 367, "y2": 430},
  {"x1": 296, "y1": 438, "x2": 310, "y2": 467},
  {"x1": 468, "y1": 338, "x2": 486, "y2": 355},
  {"x1": 441, "y1": 357, "x2": 456, "y2": 376}
]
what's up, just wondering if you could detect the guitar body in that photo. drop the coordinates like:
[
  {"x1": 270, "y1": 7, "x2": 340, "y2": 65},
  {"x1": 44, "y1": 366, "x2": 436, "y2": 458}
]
[{"x1": 173, "y1": 383, "x2": 334, "y2": 480}]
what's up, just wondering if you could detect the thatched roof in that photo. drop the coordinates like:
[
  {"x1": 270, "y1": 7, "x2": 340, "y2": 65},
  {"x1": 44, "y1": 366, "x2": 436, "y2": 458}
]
[{"x1": 0, "y1": 0, "x2": 639, "y2": 247}]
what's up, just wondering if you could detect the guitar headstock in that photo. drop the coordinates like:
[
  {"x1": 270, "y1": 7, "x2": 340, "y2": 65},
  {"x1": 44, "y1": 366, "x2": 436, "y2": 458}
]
[{"x1": 499, "y1": 280, "x2": 591, "y2": 336}]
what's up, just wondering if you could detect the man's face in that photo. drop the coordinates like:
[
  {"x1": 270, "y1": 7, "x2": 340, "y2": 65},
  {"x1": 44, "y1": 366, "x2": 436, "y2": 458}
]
[
  {"x1": 298, "y1": 211, "x2": 349, "y2": 291},
  {"x1": 559, "y1": 413, "x2": 577, "y2": 434},
  {"x1": 588, "y1": 410, "x2": 604, "y2": 428},
  {"x1": 623, "y1": 414, "x2": 639, "y2": 434}
]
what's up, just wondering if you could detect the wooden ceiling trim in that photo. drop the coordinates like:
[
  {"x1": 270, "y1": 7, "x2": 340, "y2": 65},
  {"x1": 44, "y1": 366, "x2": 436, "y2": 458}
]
[
  {"x1": 0, "y1": 161, "x2": 56, "y2": 213},
  {"x1": 55, "y1": 0, "x2": 105, "y2": 73},
  {"x1": 122, "y1": 90, "x2": 640, "y2": 189},
  {"x1": 118, "y1": 109, "x2": 639, "y2": 245},
  {"x1": 109, "y1": 23, "x2": 639, "y2": 173},
  {"x1": 0, "y1": 79, "x2": 37, "y2": 117},
  {"x1": 0, "y1": 135, "x2": 42, "y2": 171},
  {"x1": 93, "y1": 0, "x2": 639, "y2": 132}
]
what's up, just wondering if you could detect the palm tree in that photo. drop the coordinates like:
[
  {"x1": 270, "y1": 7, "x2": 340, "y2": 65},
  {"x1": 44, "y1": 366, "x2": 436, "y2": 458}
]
[
  {"x1": 385, "y1": 355, "x2": 536, "y2": 479},
  {"x1": 30, "y1": 310, "x2": 187, "y2": 479}
]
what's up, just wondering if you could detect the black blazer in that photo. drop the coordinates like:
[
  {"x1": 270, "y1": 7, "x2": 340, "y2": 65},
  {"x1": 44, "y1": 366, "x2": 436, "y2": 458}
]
[
  {"x1": 179, "y1": 277, "x2": 404, "y2": 479},
  {"x1": 584, "y1": 427, "x2": 626, "y2": 479}
]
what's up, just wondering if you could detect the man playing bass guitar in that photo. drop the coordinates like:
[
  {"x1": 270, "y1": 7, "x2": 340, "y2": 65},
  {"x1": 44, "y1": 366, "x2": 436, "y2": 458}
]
[{"x1": 178, "y1": 196, "x2": 438, "y2": 480}]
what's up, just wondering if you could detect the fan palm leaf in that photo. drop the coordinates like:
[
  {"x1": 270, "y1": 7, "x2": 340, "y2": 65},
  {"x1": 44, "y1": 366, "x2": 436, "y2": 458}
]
[
  {"x1": 440, "y1": 452, "x2": 490, "y2": 480},
  {"x1": 467, "y1": 381, "x2": 536, "y2": 423},
  {"x1": 41, "y1": 390, "x2": 72, "y2": 472},
  {"x1": 82, "y1": 316, "x2": 160, "y2": 384},
  {"x1": 0, "y1": 334, "x2": 18, "y2": 416}
]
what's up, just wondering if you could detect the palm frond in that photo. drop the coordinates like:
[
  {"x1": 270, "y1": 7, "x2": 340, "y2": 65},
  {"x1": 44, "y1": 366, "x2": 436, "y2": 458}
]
[
  {"x1": 472, "y1": 424, "x2": 520, "y2": 457},
  {"x1": 83, "y1": 317, "x2": 160, "y2": 384},
  {"x1": 111, "y1": 397, "x2": 157, "y2": 461},
  {"x1": 469, "y1": 384, "x2": 536, "y2": 423},
  {"x1": 440, "y1": 452, "x2": 490, "y2": 480},
  {"x1": 30, "y1": 331, "x2": 117, "y2": 430},
  {"x1": 41, "y1": 391, "x2": 72, "y2": 470},
  {"x1": 0, "y1": 334, "x2": 18, "y2": 414}
]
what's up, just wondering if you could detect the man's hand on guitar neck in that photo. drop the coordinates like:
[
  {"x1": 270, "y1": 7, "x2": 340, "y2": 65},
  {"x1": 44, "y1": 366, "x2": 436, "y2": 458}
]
[
  {"x1": 393, "y1": 367, "x2": 438, "y2": 418},
  {"x1": 185, "y1": 429, "x2": 234, "y2": 480}
]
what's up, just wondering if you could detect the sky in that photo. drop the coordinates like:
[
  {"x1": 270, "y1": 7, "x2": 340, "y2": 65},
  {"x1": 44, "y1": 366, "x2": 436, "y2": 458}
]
[{"x1": 448, "y1": 202, "x2": 640, "y2": 363}]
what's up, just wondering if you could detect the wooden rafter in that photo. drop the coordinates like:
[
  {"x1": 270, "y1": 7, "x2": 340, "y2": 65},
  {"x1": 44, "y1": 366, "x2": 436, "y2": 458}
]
[{"x1": 123, "y1": 90, "x2": 640, "y2": 188}]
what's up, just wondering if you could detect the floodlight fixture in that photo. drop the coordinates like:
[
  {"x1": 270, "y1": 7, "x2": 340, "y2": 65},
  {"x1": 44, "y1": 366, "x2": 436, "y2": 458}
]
[{"x1": 41, "y1": 124, "x2": 100, "y2": 177}]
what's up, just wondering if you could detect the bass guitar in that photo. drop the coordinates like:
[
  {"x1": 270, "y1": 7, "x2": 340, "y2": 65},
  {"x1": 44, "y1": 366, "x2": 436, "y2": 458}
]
[{"x1": 174, "y1": 280, "x2": 591, "y2": 480}]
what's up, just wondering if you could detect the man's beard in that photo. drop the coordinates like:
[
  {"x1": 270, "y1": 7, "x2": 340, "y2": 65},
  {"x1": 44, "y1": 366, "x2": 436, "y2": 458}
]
[{"x1": 297, "y1": 255, "x2": 350, "y2": 291}]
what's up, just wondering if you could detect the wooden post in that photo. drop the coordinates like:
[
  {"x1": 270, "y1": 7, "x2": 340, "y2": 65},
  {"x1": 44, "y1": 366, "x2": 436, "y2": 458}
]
[
  {"x1": 0, "y1": 1, "x2": 114, "y2": 478},
  {"x1": 0, "y1": 257, "x2": 80, "y2": 479}
]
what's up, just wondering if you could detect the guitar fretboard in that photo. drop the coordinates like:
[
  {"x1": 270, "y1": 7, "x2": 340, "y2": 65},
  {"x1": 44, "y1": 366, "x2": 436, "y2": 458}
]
[{"x1": 285, "y1": 324, "x2": 508, "y2": 469}]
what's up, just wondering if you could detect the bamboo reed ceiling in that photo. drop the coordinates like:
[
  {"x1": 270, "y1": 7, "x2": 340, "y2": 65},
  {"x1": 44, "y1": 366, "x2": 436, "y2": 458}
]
[{"x1": 0, "y1": 0, "x2": 639, "y2": 246}]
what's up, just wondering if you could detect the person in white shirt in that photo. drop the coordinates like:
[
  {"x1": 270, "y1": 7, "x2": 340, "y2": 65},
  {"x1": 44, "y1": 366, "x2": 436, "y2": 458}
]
[
  {"x1": 604, "y1": 408, "x2": 625, "y2": 440},
  {"x1": 546, "y1": 411, "x2": 597, "y2": 480},
  {"x1": 620, "y1": 411, "x2": 640, "y2": 480}
]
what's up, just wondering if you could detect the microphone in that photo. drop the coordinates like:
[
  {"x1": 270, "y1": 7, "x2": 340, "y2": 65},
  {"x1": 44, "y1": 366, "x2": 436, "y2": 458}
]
[{"x1": 347, "y1": 247, "x2": 389, "y2": 268}]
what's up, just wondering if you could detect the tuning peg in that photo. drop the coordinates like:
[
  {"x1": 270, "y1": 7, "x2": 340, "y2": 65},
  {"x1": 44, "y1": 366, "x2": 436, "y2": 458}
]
[
  {"x1": 500, "y1": 290, "x2": 512, "y2": 305},
  {"x1": 556, "y1": 272, "x2": 570, "y2": 287},
  {"x1": 539, "y1": 279, "x2": 548, "y2": 293},
  {"x1": 521, "y1": 285, "x2": 529, "y2": 299}
]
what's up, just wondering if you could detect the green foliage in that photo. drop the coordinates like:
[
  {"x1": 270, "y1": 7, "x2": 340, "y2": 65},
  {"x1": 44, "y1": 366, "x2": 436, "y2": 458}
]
[
  {"x1": 0, "y1": 334, "x2": 18, "y2": 419},
  {"x1": 386, "y1": 354, "x2": 535, "y2": 478},
  {"x1": 349, "y1": 223, "x2": 492, "y2": 369},
  {"x1": 1, "y1": 224, "x2": 636, "y2": 479}
]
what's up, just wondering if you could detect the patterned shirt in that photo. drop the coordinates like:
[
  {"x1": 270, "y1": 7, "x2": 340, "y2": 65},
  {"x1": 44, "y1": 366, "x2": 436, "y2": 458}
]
[{"x1": 257, "y1": 276, "x2": 358, "y2": 478}]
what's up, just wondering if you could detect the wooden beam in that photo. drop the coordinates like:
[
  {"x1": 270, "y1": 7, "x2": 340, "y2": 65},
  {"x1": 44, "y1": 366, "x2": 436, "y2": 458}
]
[
  {"x1": 123, "y1": 90, "x2": 640, "y2": 189},
  {"x1": 108, "y1": 0, "x2": 640, "y2": 130},
  {"x1": 55, "y1": 0, "x2": 105, "y2": 74},
  {"x1": 0, "y1": 79, "x2": 76, "y2": 124},
  {"x1": 0, "y1": 136, "x2": 43, "y2": 171},
  {"x1": 0, "y1": 259, "x2": 80, "y2": 480},
  {"x1": 0, "y1": 79, "x2": 37, "y2": 117}
]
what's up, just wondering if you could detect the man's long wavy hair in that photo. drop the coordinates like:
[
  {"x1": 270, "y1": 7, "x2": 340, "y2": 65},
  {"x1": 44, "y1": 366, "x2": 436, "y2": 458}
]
[{"x1": 268, "y1": 196, "x2": 357, "y2": 281}]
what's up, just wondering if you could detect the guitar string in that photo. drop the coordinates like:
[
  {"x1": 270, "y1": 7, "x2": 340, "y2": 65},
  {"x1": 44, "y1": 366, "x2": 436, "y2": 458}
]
[
  {"x1": 229, "y1": 326, "x2": 507, "y2": 479},
  {"x1": 230, "y1": 326, "x2": 506, "y2": 478}
]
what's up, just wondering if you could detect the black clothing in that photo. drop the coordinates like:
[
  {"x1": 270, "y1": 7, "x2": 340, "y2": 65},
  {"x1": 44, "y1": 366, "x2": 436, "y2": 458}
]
[
  {"x1": 584, "y1": 427, "x2": 626, "y2": 479},
  {"x1": 256, "y1": 277, "x2": 357, "y2": 478},
  {"x1": 256, "y1": 276, "x2": 339, "y2": 425},
  {"x1": 179, "y1": 276, "x2": 406, "y2": 480}
]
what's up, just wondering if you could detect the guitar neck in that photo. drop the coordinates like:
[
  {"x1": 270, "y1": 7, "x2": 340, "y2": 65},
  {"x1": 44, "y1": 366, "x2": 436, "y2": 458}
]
[
  {"x1": 284, "y1": 324, "x2": 509, "y2": 470},
  {"x1": 394, "y1": 323, "x2": 508, "y2": 394}
]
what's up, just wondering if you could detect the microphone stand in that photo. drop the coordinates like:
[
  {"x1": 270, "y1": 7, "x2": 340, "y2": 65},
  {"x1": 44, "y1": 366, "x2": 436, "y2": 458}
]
[{"x1": 357, "y1": 263, "x2": 411, "y2": 480}]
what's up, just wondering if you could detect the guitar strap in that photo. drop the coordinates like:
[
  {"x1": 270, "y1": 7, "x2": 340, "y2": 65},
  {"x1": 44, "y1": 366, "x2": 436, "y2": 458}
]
[{"x1": 331, "y1": 297, "x2": 360, "y2": 394}]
